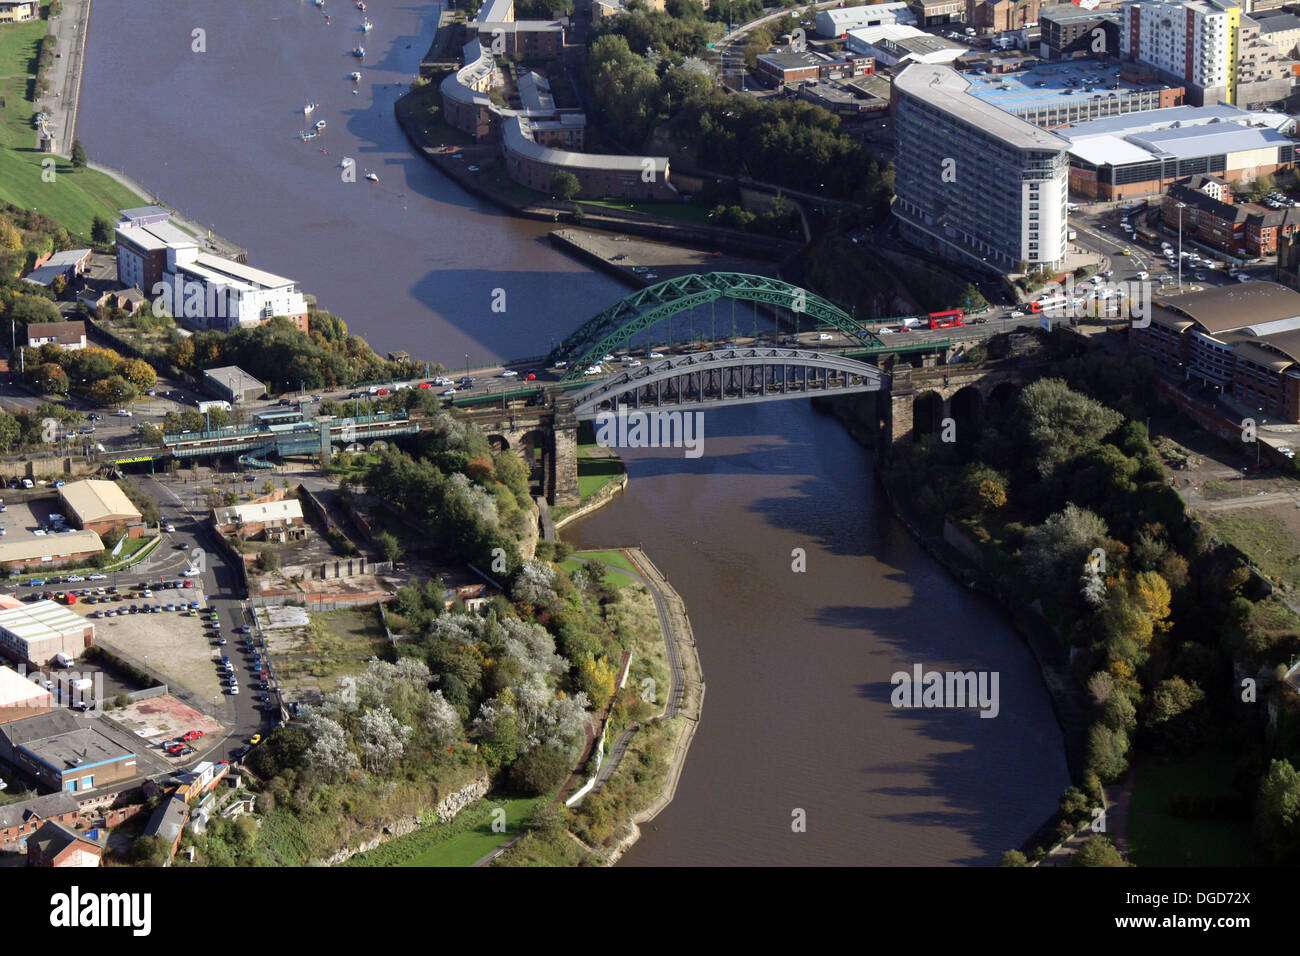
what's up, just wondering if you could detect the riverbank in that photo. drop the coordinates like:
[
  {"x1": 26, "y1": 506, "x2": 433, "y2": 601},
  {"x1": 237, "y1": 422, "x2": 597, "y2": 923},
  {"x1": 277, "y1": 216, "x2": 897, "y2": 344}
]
[{"x1": 392, "y1": 87, "x2": 801, "y2": 260}]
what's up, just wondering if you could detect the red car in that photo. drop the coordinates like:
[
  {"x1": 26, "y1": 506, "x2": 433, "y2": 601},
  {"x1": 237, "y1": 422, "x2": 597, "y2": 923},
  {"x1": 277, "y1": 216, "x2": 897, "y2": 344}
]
[
  {"x1": 165, "y1": 743, "x2": 185, "y2": 755},
  {"x1": 417, "y1": 381, "x2": 432, "y2": 389},
  {"x1": 182, "y1": 729, "x2": 204, "y2": 741},
  {"x1": 375, "y1": 388, "x2": 391, "y2": 395},
  {"x1": 183, "y1": 580, "x2": 194, "y2": 588},
  {"x1": 524, "y1": 372, "x2": 537, "y2": 381},
  {"x1": 258, "y1": 670, "x2": 269, "y2": 680}
]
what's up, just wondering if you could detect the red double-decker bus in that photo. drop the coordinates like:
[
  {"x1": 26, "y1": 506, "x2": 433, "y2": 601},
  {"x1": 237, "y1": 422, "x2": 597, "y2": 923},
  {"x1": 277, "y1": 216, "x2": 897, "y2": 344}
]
[{"x1": 927, "y1": 310, "x2": 965, "y2": 329}]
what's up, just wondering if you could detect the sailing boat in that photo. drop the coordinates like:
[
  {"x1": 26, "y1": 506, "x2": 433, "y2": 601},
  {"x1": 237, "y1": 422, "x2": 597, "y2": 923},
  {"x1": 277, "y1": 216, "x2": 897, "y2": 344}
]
[
  {"x1": 303, "y1": 102, "x2": 318, "y2": 115},
  {"x1": 362, "y1": 17, "x2": 373, "y2": 31},
  {"x1": 315, "y1": 119, "x2": 327, "y2": 130},
  {"x1": 365, "y1": 171, "x2": 379, "y2": 182},
  {"x1": 352, "y1": 45, "x2": 365, "y2": 58}
]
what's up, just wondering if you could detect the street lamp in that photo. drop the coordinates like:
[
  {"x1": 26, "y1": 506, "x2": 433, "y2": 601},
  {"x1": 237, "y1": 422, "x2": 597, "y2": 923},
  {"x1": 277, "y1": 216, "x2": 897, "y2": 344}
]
[{"x1": 1175, "y1": 201, "x2": 1187, "y2": 291}]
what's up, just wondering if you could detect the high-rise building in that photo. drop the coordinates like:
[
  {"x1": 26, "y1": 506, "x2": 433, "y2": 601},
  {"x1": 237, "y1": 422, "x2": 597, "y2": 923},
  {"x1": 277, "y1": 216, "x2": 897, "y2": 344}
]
[
  {"x1": 893, "y1": 63, "x2": 1071, "y2": 273},
  {"x1": 1119, "y1": 0, "x2": 1241, "y2": 105}
]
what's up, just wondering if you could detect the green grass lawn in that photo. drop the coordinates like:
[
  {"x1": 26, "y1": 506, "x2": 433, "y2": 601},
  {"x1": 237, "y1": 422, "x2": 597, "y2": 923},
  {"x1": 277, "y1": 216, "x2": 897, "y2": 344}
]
[
  {"x1": 0, "y1": 8, "x2": 143, "y2": 239},
  {"x1": 560, "y1": 548, "x2": 638, "y2": 588},
  {"x1": 1126, "y1": 749, "x2": 1258, "y2": 867},
  {"x1": 582, "y1": 200, "x2": 711, "y2": 223},
  {"x1": 342, "y1": 794, "x2": 547, "y2": 867}
]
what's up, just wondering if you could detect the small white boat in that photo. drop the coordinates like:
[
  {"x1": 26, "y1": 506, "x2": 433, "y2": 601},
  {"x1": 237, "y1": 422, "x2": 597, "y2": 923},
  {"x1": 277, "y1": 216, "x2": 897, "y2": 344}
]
[
  {"x1": 340, "y1": 157, "x2": 354, "y2": 168},
  {"x1": 303, "y1": 102, "x2": 317, "y2": 115},
  {"x1": 356, "y1": 1, "x2": 366, "y2": 9},
  {"x1": 362, "y1": 18, "x2": 373, "y2": 31},
  {"x1": 353, "y1": 46, "x2": 365, "y2": 58},
  {"x1": 350, "y1": 71, "x2": 362, "y2": 82},
  {"x1": 299, "y1": 131, "x2": 318, "y2": 141},
  {"x1": 315, "y1": 119, "x2": 327, "y2": 130},
  {"x1": 365, "y1": 172, "x2": 379, "y2": 182},
  {"x1": 314, "y1": 0, "x2": 324, "y2": 7}
]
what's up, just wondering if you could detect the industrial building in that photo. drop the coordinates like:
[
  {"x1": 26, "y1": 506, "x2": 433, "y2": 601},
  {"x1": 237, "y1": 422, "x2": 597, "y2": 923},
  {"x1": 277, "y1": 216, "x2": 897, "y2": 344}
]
[
  {"x1": 816, "y1": 2, "x2": 916, "y2": 37},
  {"x1": 754, "y1": 50, "x2": 875, "y2": 87},
  {"x1": 893, "y1": 62, "x2": 1071, "y2": 273},
  {"x1": 967, "y1": 0, "x2": 1041, "y2": 33},
  {"x1": 0, "y1": 665, "x2": 53, "y2": 724},
  {"x1": 1131, "y1": 282, "x2": 1300, "y2": 421},
  {"x1": 26, "y1": 820, "x2": 102, "y2": 867},
  {"x1": 0, "y1": 601, "x2": 96, "y2": 667},
  {"x1": 1059, "y1": 104, "x2": 1296, "y2": 199},
  {"x1": 0, "y1": 531, "x2": 105, "y2": 573},
  {"x1": 203, "y1": 365, "x2": 266, "y2": 404},
  {"x1": 846, "y1": 23, "x2": 968, "y2": 67},
  {"x1": 909, "y1": 0, "x2": 966, "y2": 27},
  {"x1": 59, "y1": 480, "x2": 144, "y2": 538},
  {"x1": 0, "y1": 711, "x2": 136, "y2": 794}
]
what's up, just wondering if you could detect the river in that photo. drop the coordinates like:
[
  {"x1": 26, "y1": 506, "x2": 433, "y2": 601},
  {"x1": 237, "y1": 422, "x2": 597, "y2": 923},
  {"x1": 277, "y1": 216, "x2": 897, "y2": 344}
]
[{"x1": 77, "y1": 0, "x2": 1069, "y2": 865}]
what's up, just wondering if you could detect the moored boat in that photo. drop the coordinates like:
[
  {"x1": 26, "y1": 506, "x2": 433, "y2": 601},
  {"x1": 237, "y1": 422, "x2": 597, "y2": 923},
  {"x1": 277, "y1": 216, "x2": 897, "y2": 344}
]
[
  {"x1": 350, "y1": 71, "x2": 362, "y2": 82},
  {"x1": 362, "y1": 18, "x2": 373, "y2": 31},
  {"x1": 299, "y1": 130, "x2": 318, "y2": 141},
  {"x1": 315, "y1": 119, "x2": 327, "y2": 130},
  {"x1": 303, "y1": 102, "x2": 317, "y2": 115},
  {"x1": 365, "y1": 172, "x2": 378, "y2": 182},
  {"x1": 352, "y1": 45, "x2": 365, "y2": 58}
]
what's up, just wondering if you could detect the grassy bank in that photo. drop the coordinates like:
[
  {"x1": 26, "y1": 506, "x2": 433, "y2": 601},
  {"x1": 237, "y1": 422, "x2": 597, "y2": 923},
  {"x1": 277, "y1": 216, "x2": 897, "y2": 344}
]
[
  {"x1": 0, "y1": 7, "x2": 143, "y2": 239},
  {"x1": 340, "y1": 793, "x2": 546, "y2": 867}
]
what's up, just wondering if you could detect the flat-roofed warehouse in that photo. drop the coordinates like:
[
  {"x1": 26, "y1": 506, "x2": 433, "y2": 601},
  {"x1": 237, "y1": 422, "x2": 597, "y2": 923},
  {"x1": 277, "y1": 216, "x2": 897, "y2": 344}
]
[
  {"x1": 57, "y1": 480, "x2": 143, "y2": 537},
  {"x1": 0, "y1": 600, "x2": 95, "y2": 667},
  {"x1": 203, "y1": 365, "x2": 265, "y2": 404},
  {"x1": 0, "y1": 530, "x2": 104, "y2": 571},
  {"x1": 0, "y1": 664, "x2": 53, "y2": 724},
  {"x1": 3, "y1": 712, "x2": 137, "y2": 794}
]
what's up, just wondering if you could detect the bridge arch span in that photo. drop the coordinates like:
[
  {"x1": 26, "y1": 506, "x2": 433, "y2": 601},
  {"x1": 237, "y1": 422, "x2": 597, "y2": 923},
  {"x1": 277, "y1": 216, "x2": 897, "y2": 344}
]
[{"x1": 550, "y1": 273, "x2": 882, "y2": 380}]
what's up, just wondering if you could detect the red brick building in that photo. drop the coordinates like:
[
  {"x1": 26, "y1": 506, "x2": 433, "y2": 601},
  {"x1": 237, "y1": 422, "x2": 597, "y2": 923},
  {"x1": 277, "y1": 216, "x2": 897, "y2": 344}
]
[{"x1": 1163, "y1": 177, "x2": 1300, "y2": 257}]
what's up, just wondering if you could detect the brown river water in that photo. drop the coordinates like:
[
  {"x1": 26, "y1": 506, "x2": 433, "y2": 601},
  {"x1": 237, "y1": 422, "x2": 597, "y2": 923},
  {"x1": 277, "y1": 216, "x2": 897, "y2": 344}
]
[{"x1": 79, "y1": 0, "x2": 1069, "y2": 865}]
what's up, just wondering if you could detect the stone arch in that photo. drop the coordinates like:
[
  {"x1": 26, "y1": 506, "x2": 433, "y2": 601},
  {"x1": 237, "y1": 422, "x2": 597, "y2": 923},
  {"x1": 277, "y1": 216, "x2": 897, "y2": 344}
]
[
  {"x1": 985, "y1": 380, "x2": 1022, "y2": 419},
  {"x1": 487, "y1": 434, "x2": 510, "y2": 452},
  {"x1": 913, "y1": 390, "x2": 945, "y2": 440},
  {"x1": 949, "y1": 385, "x2": 983, "y2": 444}
]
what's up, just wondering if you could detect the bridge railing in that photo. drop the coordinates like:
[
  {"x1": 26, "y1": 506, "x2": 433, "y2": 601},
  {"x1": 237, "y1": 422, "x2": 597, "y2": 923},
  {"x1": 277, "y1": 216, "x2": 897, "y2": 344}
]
[{"x1": 164, "y1": 411, "x2": 410, "y2": 445}]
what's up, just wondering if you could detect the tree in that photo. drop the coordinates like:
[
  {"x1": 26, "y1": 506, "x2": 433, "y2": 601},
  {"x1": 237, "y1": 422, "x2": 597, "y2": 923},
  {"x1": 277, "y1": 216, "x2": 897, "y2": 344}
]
[
  {"x1": 998, "y1": 849, "x2": 1030, "y2": 866},
  {"x1": 70, "y1": 139, "x2": 87, "y2": 169},
  {"x1": 91, "y1": 215, "x2": 113, "y2": 245},
  {"x1": 1255, "y1": 759, "x2": 1300, "y2": 862},
  {"x1": 549, "y1": 169, "x2": 581, "y2": 201},
  {"x1": 119, "y1": 358, "x2": 157, "y2": 391},
  {"x1": 1145, "y1": 677, "x2": 1206, "y2": 754},
  {"x1": 132, "y1": 834, "x2": 172, "y2": 867},
  {"x1": 507, "y1": 744, "x2": 571, "y2": 795},
  {"x1": 256, "y1": 550, "x2": 280, "y2": 573},
  {"x1": 1016, "y1": 379, "x2": 1124, "y2": 478},
  {"x1": 1072, "y1": 835, "x2": 1129, "y2": 866},
  {"x1": 1023, "y1": 504, "x2": 1109, "y2": 591},
  {"x1": 374, "y1": 530, "x2": 403, "y2": 565},
  {"x1": 1086, "y1": 722, "x2": 1129, "y2": 782},
  {"x1": 33, "y1": 361, "x2": 68, "y2": 395},
  {"x1": 961, "y1": 462, "x2": 1007, "y2": 515},
  {"x1": 357, "y1": 705, "x2": 411, "y2": 774}
]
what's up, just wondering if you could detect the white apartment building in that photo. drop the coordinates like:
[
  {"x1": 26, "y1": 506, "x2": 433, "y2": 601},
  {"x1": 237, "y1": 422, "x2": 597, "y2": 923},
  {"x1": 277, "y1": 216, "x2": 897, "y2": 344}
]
[
  {"x1": 115, "y1": 220, "x2": 308, "y2": 333},
  {"x1": 1119, "y1": 0, "x2": 1241, "y2": 105},
  {"x1": 894, "y1": 63, "x2": 1071, "y2": 274}
]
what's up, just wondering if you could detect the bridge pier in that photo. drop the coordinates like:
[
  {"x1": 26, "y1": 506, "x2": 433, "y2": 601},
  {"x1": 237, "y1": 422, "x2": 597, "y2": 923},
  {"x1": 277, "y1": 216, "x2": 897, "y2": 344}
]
[
  {"x1": 886, "y1": 365, "x2": 915, "y2": 453},
  {"x1": 551, "y1": 399, "x2": 580, "y2": 508}
]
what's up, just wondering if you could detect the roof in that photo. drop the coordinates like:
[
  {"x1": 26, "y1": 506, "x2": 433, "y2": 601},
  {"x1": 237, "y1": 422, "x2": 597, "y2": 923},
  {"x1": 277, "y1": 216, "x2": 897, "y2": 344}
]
[
  {"x1": 1254, "y1": 11, "x2": 1300, "y2": 32},
  {"x1": 0, "y1": 710, "x2": 78, "y2": 748},
  {"x1": 1062, "y1": 104, "x2": 1291, "y2": 138},
  {"x1": 143, "y1": 794, "x2": 187, "y2": 844},
  {"x1": 26, "y1": 321, "x2": 85, "y2": 343},
  {"x1": 44, "y1": 249, "x2": 90, "y2": 268},
  {"x1": 189, "y1": 252, "x2": 296, "y2": 291},
  {"x1": 0, "y1": 665, "x2": 52, "y2": 709},
  {"x1": 894, "y1": 63, "x2": 1071, "y2": 152},
  {"x1": 118, "y1": 205, "x2": 170, "y2": 221},
  {"x1": 20, "y1": 725, "x2": 134, "y2": 773},
  {"x1": 475, "y1": 0, "x2": 513, "y2": 22},
  {"x1": 517, "y1": 71, "x2": 554, "y2": 114},
  {"x1": 441, "y1": 39, "x2": 494, "y2": 108},
  {"x1": 818, "y1": 3, "x2": 912, "y2": 31},
  {"x1": 28, "y1": 820, "x2": 100, "y2": 861},
  {"x1": 964, "y1": 60, "x2": 1175, "y2": 116},
  {"x1": 502, "y1": 116, "x2": 670, "y2": 173},
  {"x1": 1156, "y1": 281, "x2": 1300, "y2": 334},
  {"x1": 114, "y1": 220, "x2": 197, "y2": 252},
  {"x1": 0, "y1": 600, "x2": 93, "y2": 643},
  {"x1": 58, "y1": 480, "x2": 142, "y2": 524},
  {"x1": 1040, "y1": 2, "x2": 1110, "y2": 23},
  {"x1": 213, "y1": 498, "x2": 304, "y2": 525},
  {"x1": 203, "y1": 365, "x2": 264, "y2": 394},
  {"x1": 0, "y1": 790, "x2": 78, "y2": 830},
  {"x1": 0, "y1": 531, "x2": 104, "y2": 565}
]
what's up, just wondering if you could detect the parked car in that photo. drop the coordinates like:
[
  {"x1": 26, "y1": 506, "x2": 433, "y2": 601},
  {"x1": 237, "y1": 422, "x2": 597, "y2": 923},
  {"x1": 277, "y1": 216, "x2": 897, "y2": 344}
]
[{"x1": 182, "y1": 730, "x2": 204, "y2": 741}]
